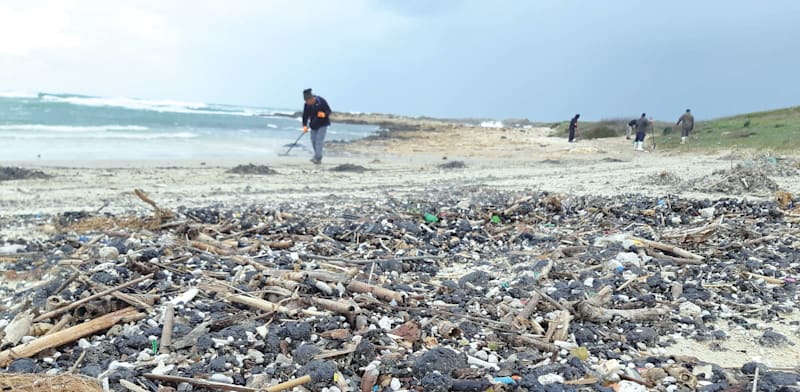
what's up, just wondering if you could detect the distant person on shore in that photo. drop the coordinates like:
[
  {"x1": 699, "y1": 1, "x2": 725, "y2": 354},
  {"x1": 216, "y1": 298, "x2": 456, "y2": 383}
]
[
  {"x1": 568, "y1": 114, "x2": 580, "y2": 142},
  {"x1": 626, "y1": 119, "x2": 636, "y2": 140},
  {"x1": 634, "y1": 113, "x2": 649, "y2": 152},
  {"x1": 302, "y1": 88, "x2": 332, "y2": 164},
  {"x1": 676, "y1": 109, "x2": 694, "y2": 145}
]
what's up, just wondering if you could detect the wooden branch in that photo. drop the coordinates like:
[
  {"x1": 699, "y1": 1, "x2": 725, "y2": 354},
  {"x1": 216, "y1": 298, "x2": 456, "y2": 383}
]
[
  {"x1": 34, "y1": 274, "x2": 152, "y2": 322},
  {"x1": 265, "y1": 375, "x2": 312, "y2": 392},
  {"x1": 545, "y1": 310, "x2": 572, "y2": 342},
  {"x1": 143, "y1": 374, "x2": 258, "y2": 392},
  {"x1": 347, "y1": 280, "x2": 407, "y2": 304},
  {"x1": 160, "y1": 304, "x2": 174, "y2": 351},
  {"x1": 120, "y1": 379, "x2": 149, "y2": 392},
  {"x1": 0, "y1": 307, "x2": 144, "y2": 367},
  {"x1": 628, "y1": 236, "x2": 703, "y2": 261},
  {"x1": 512, "y1": 292, "x2": 544, "y2": 334},
  {"x1": 77, "y1": 275, "x2": 153, "y2": 312},
  {"x1": 311, "y1": 297, "x2": 358, "y2": 315},
  {"x1": 644, "y1": 249, "x2": 704, "y2": 265},
  {"x1": 742, "y1": 271, "x2": 785, "y2": 285},
  {"x1": 305, "y1": 253, "x2": 444, "y2": 265}
]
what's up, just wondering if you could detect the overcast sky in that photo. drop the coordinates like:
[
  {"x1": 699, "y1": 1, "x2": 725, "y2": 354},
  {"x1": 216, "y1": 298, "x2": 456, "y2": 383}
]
[{"x1": 1, "y1": 0, "x2": 798, "y2": 121}]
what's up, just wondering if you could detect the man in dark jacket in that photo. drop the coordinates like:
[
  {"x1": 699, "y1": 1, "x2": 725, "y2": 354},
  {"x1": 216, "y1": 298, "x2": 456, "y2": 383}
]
[
  {"x1": 634, "y1": 113, "x2": 649, "y2": 152},
  {"x1": 568, "y1": 114, "x2": 580, "y2": 142},
  {"x1": 676, "y1": 109, "x2": 694, "y2": 145},
  {"x1": 626, "y1": 119, "x2": 636, "y2": 140},
  {"x1": 302, "y1": 88, "x2": 332, "y2": 164}
]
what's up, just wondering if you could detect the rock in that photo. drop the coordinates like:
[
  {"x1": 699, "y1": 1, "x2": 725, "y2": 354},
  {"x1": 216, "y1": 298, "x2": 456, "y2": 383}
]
[
  {"x1": 293, "y1": 344, "x2": 321, "y2": 365},
  {"x1": 615, "y1": 252, "x2": 641, "y2": 267},
  {"x1": 420, "y1": 372, "x2": 453, "y2": 392},
  {"x1": 412, "y1": 348, "x2": 467, "y2": 377},
  {"x1": 741, "y1": 362, "x2": 768, "y2": 375},
  {"x1": 99, "y1": 246, "x2": 120, "y2": 261},
  {"x1": 537, "y1": 374, "x2": 565, "y2": 385},
  {"x1": 209, "y1": 374, "x2": 233, "y2": 384},
  {"x1": 298, "y1": 360, "x2": 336, "y2": 389},
  {"x1": 679, "y1": 302, "x2": 703, "y2": 319},
  {"x1": 617, "y1": 380, "x2": 647, "y2": 392},
  {"x1": 8, "y1": 358, "x2": 40, "y2": 373},
  {"x1": 758, "y1": 330, "x2": 790, "y2": 347},
  {"x1": 625, "y1": 327, "x2": 658, "y2": 346},
  {"x1": 699, "y1": 207, "x2": 715, "y2": 218}
]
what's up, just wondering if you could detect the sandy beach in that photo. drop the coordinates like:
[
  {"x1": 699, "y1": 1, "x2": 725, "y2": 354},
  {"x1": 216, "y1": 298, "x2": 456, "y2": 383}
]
[
  {"x1": 2, "y1": 120, "x2": 797, "y2": 222},
  {"x1": 2, "y1": 117, "x2": 799, "y2": 380}
]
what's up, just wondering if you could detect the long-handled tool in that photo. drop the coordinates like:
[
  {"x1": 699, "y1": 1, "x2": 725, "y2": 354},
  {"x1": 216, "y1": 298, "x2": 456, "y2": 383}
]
[{"x1": 280, "y1": 131, "x2": 306, "y2": 156}]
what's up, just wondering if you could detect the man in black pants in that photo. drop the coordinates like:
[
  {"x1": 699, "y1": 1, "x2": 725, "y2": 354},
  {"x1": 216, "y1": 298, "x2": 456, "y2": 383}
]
[
  {"x1": 634, "y1": 113, "x2": 649, "y2": 152},
  {"x1": 302, "y1": 88, "x2": 332, "y2": 164},
  {"x1": 568, "y1": 114, "x2": 580, "y2": 143}
]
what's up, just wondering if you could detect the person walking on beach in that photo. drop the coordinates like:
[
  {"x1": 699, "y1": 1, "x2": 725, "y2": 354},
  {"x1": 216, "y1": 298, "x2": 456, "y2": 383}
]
[
  {"x1": 568, "y1": 114, "x2": 580, "y2": 143},
  {"x1": 626, "y1": 119, "x2": 636, "y2": 140},
  {"x1": 302, "y1": 88, "x2": 332, "y2": 164},
  {"x1": 676, "y1": 109, "x2": 694, "y2": 145},
  {"x1": 634, "y1": 113, "x2": 649, "y2": 152}
]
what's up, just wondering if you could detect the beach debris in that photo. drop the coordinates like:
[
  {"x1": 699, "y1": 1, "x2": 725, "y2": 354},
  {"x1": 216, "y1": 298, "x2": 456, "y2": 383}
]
[
  {"x1": 691, "y1": 167, "x2": 779, "y2": 194},
  {"x1": 226, "y1": 164, "x2": 278, "y2": 175},
  {"x1": 1, "y1": 189, "x2": 798, "y2": 391},
  {"x1": 438, "y1": 160, "x2": 467, "y2": 170},
  {"x1": 329, "y1": 163, "x2": 368, "y2": 173},
  {"x1": 641, "y1": 170, "x2": 681, "y2": 186},
  {"x1": 0, "y1": 167, "x2": 51, "y2": 182}
]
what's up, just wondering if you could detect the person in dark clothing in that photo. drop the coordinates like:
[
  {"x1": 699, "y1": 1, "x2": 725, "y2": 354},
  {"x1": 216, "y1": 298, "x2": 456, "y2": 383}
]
[
  {"x1": 626, "y1": 119, "x2": 636, "y2": 140},
  {"x1": 634, "y1": 113, "x2": 649, "y2": 152},
  {"x1": 676, "y1": 109, "x2": 694, "y2": 144},
  {"x1": 568, "y1": 114, "x2": 580, "y2": 142},
  {"x1": 302, "y1": 88, "x2": 332, "y2": 164}
]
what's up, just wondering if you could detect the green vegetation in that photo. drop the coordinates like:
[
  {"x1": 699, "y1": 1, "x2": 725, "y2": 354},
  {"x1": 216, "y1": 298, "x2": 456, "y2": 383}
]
[
  {"x1": 549, "y1": 106, "x2": 800, "y2": 151},
  {"x1": 659, "y1": 106, "x2": 800, "y2": 152},
  {"x1": 551, "y1": 118, "x2": 630, "y2": 139}
]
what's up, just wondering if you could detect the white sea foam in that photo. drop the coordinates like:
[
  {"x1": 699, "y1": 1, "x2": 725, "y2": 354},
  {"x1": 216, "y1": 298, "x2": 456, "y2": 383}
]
[
  {"x1": 0, "y1": 91, "x2": 38, "y2": 99},
  {"x1": 0, "y1": 132, "x2": 197, "y2": 140},
  {"x1": 40, "y1": 94, "x2": 212, "y2": 113},
  {"x1": 480, "y1": 121, "x2": 504, "y2": 128},
  {"x1": 0, "y1": 124, "x2": 149, "y2": 132},
  {"x1": 266, "y1": 124, "x2": 278, "y2": 129}
]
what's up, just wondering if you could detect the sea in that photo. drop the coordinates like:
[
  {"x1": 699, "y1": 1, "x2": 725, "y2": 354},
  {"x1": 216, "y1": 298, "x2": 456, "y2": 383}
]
[{"x1": 0, "y1": 92, "x2": 378, "y2": 161}]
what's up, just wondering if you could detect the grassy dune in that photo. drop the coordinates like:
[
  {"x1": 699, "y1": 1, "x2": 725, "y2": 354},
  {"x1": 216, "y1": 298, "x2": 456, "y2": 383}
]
[{"x1": 550, "y1": 106, "x2": 800, "y2": 152}]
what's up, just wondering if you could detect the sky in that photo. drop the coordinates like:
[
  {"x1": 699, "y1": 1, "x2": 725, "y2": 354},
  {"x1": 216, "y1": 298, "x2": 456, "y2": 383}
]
[{"x1": 0, "y1": 0, "x2": 798, "y2": 121}]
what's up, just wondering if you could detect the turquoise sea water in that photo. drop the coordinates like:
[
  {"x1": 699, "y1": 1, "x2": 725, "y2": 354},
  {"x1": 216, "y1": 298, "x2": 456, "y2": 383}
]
[{"x1": 0, "y1": 92, "x2": 376, "y2": 161}]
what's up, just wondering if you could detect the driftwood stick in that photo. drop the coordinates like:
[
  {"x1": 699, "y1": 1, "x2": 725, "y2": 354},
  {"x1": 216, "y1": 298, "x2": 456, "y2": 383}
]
[
  {"x1": 43, "y1": 314, "x2": 73, "y2": 337},
  {"x1": 311, "y1": 297, "x2": 358, "y2": 315},
  {"x1": 265, "y1": 375, "x2": 313, "y2": 392},
  {"x1": 348, "y1": 280, "x2": 407, "y2": 304},
  {"x1": 143, "y1": 373, "x2": 258, "y2": 392},
  {"x1": 190, "y1": 240, "x2": 234, "y2": 256},
  {"x1": 505, "y1": 333, "x2": 559, "y2": 353},
  {"x1": 225, "y1": 294, "x2": 292, "y2": 314},
  {"x1": 119, "y1": 379, "x2": 149, "y2": 392},
  {"x1": 0, "y1": 307, "x2": 144, "y2": 367},
  {"x1": 513, "y1": 292, "x2": 545, "y2": 334},
  {"x1": 644, "y1": 249, "x2": 704, "y2": 265},
  {"x1": 545, "y1": 310, "x2": 572, "y2": 342},
  {"x1": 34, "y1": 274, "x2": 152, "y2": 322},
  {"x1": 533, "y1": 288, "x2": 567, "y2": 311},
  {"x1": 77, "y1": 275, "x2": 153, "y2": 312},
  {"x1": 742, "y1": 271, "x2": 785, "y2": 285},
  {"x1": 305, "y1": 254, "x2": 444, "y2": 265},
  {"x1": 160, "y1": 304, "x2": 174, "y2": 351},
  {"x1": 629, "y1": 236, "x2": 703, "y2": 261}
]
